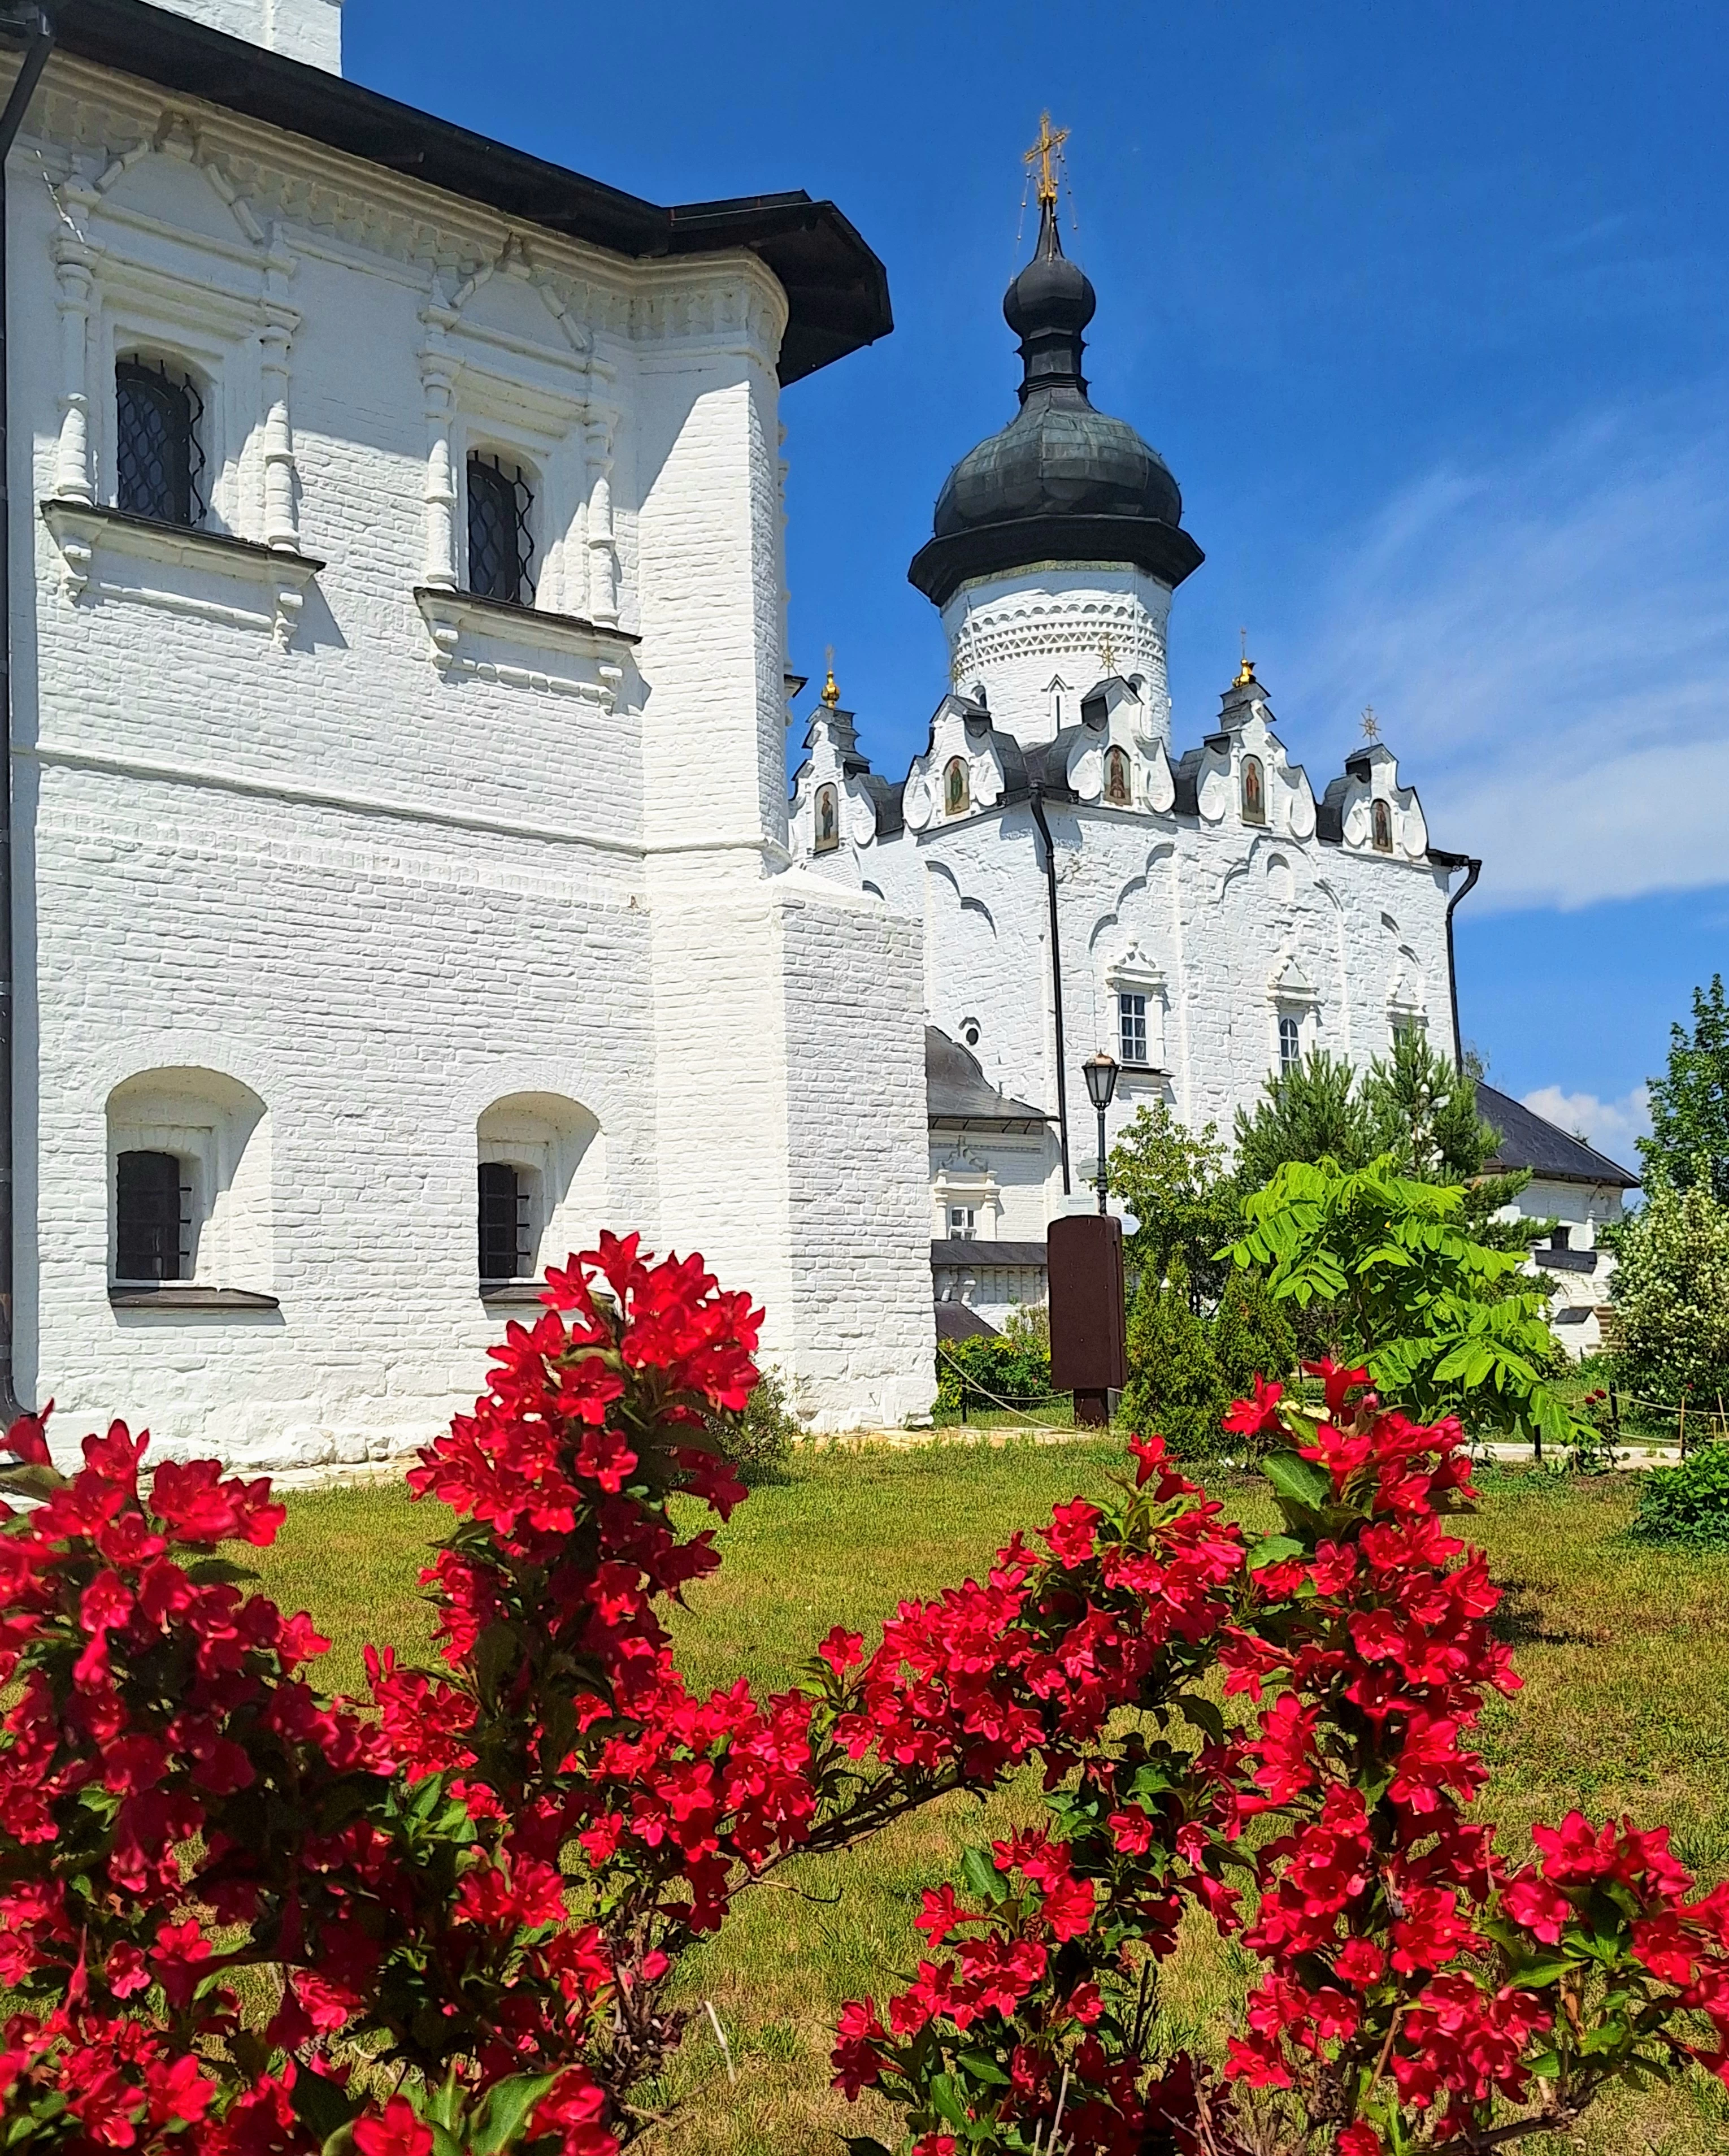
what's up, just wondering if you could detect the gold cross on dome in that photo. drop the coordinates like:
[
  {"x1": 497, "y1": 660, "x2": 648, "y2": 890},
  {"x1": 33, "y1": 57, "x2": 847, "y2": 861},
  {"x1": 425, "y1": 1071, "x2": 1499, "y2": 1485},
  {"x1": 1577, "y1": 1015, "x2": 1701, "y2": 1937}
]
[
  {"x1": 1233, "y1": 627, "x2": 1255, "y2": 688},
  {"x1": 1361, "y1": 705, "x2": 1381, "y2": 741},
  {"x1": 1025, "y1": 111, "x2": 1070, "y2": 209},
  {"x1": 1098, "y1": 631, "x2": 1119, "y2": 675},
  {"x1": 820, "y1": 644, "x2": 840, "y2": 708}
]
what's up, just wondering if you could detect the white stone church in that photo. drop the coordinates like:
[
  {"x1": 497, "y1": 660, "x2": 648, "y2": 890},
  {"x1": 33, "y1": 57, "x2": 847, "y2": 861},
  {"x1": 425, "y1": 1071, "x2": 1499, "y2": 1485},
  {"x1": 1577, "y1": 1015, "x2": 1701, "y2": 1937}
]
[{"x1": 0, "y1": 0, "x2": 1627, "y2": 1463}]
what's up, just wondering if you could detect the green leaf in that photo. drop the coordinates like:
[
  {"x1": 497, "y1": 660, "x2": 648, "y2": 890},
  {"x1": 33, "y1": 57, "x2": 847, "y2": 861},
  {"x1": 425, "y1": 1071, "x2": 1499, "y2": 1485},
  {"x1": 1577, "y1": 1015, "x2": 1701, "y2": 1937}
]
[
  {"x1": 929, "y1": 2073, "x2": 969, "y2": 2128},
  {"x1": 468, "y1": 2072, "x2": 562, "y2": 2156},
  {"x1": 1247, "y1": 1534, "x2": 1305, "y2": 1572},
  {"x1": 956, "y1": 2049, "x2": 1010, "y2": 2086},
  {"x1": 1504, "y1": 1951, "x2": 1582, "y2": 1989},
  {"x1": 473, "y1": 1620, "x2": 520, "y2": 1707},
  {"x1": 292, "y1": 2075, "x2": 361, "y2": 2146},
  {"x1": 1261, "y1": 1452, "x2": 1333, "y2": 1511},
  {"x1": 962, "y1": 1845, "x2": 1007, "y2": 1903},
  {"x1": 1179, "y1": 1696, "x2": 1226, "y2": 1743}
]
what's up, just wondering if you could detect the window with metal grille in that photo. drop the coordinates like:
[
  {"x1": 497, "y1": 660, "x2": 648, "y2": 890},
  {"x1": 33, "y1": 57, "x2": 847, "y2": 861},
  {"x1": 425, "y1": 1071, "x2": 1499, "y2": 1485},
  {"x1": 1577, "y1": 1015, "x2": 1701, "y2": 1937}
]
[
  {"x1": 478, "y1": 1161, "x2": 534, "y2": 1281},
  {"x1": 115, "y1": 1149, "x2": 189, "y2": 1281},
  {"x1": 1118, "y1": 991, "x2": 1148, "y2": 1067},
  {"x1": 466, "y1": 453, "x2": 535, "y2": 605},
  {"x1": 115, "y1": 358, "x2": 206, "y2": 527},
  {"x1": 1278, "y1": 1013, "x2": 1302, "y2": 1074}
]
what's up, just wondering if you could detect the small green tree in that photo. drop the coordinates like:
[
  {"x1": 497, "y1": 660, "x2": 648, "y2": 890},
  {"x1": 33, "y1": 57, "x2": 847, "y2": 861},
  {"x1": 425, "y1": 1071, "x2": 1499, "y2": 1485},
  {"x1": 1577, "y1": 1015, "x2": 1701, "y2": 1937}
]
[
  {"x1": 1361, "y1": 1030, "x2": 1534, "y2": 1247},
  {"x1": 1639, "y1": 973, "x2": 1729, "y2": 1201},
  {"x1": 1210, "y1": 1264, "x2": 1299, "y2": 1407},
  {"x1": 1609, "y1": 1177, "x2": 1729, "y2": 1408},
  {"x1": 1233, "y1": 1049, "x2": 1369, "y2": 1188},
  {"x1": 1106, "y1": 1100, "x2": 1239, "y2": 1311},
  {"x1": 1119, "y1": 1253, "x2": 1230, "y2": 1457},
  {"x1": 1224, "y1": 1155, "x2": 1580, "y2": 1451}
]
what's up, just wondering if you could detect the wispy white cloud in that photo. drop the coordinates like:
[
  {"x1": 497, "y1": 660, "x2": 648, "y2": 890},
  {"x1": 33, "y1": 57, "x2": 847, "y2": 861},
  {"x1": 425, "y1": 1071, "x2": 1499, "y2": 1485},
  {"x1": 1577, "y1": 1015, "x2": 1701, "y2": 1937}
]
[
  {"x1": 1521, "y1": 1084, "x2": 1650, "y2": 1165},
  {"x1": 1284, "y1": 391, "x2": 1729, "y2": 910}
]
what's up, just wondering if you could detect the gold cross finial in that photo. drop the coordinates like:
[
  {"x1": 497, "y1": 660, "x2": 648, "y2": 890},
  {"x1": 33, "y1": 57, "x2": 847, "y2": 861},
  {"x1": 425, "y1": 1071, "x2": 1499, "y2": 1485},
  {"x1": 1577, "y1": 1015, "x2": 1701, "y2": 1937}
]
[
  {"x1": 1233, "y1": 628, "x2": 1255, "y2": 688},
  {"x1": 1025, "y1": 111, "x2": 1070, "y2": 209},
  {"x1": 820, "y1": 644, "x2": 839, "y2": 708},
  {"x1": 1361, "y1": 704, "x2": 1380, "y2": 741}
]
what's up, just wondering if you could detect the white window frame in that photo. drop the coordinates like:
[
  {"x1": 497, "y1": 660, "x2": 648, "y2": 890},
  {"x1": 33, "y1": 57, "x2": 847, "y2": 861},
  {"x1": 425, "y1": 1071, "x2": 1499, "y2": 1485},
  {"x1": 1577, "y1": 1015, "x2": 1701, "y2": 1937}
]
[
  {"x1": 1278, "y1": 1012, "x2": 1302, "y2": 1074},
  {"x1": 1118, "y1": 991, "x2": 1149, "y2": 1068},
  {"x1": 1104, "y1": 949, "x2": 1167, "y2": 1070},
  {"x1": 948, "y1": 1205, "x2": 978, "y2": 1240}
]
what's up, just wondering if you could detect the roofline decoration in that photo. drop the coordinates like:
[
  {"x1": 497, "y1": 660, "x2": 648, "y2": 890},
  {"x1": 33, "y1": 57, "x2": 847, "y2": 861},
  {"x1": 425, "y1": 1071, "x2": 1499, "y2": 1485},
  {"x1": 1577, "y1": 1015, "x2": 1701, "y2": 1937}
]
[{"x1": 45, "y1": 0, "x2": 893, "y2": 385}]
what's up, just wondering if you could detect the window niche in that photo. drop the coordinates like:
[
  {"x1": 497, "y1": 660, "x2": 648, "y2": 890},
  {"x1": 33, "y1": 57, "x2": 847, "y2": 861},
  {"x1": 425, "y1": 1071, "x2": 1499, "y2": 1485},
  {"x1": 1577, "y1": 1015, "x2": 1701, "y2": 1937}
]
[
  {"x1": 106, "y1": 1069, "x2": 273, "y2": 1305},
  {"x1": 1105, "y1": 745, "x2": 1132, "y2": 806},
  {"x1": 1241, "y1": 754, "x2": 1267, "y2": 826},
  {"x1": 1278, "y1": 1011, "x2": 1302, "y2": 1074},
  {"x1": 944, "y1": 757, "x2": 971, "y2": 817},
  {"x1": 1371, "y1": 797, "x2": 1394, "y2": 853},
  {"x1": 476, "y1": 1092, "x2": 602, "y2": 1296}
]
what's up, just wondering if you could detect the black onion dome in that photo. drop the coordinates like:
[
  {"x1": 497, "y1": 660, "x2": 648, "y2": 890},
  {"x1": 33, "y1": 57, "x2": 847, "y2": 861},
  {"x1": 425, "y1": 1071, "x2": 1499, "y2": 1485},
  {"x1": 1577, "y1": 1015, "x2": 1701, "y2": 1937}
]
[{"x1": 910, "y1": 203, "x2": 1201, "y2": 609}]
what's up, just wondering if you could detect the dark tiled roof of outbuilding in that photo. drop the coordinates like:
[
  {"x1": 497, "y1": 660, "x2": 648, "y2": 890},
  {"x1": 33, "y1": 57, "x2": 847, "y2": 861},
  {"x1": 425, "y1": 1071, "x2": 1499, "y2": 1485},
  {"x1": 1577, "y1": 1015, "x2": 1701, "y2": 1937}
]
[
  {"x1": 926, "y1": 1028, "x2": 1050, "y2": 1129},
  {"x1": 1477, "y1": 1083, "x2": 1640, "y2": 1190},
  {"x1": 931, "y1": 1239, "x2": 1050, "y2": 1267},
  {"x1": 50, "y1": 0, "x2": 892, "y2": 386},
  {"x1": 935, "y1": 1300, "x2": 1000, "y2": 1343}
]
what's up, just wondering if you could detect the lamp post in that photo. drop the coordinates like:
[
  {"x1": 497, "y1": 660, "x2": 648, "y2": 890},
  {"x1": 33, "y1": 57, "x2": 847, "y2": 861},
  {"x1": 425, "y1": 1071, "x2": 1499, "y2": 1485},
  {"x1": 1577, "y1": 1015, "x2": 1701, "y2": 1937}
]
[{"x1": 1082, "y1": 1052, "x2": 1119, "y2": 1216}]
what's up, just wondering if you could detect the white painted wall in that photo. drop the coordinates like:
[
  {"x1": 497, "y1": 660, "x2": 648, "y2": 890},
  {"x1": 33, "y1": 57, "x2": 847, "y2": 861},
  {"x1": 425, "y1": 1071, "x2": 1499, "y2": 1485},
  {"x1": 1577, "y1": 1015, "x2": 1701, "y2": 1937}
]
[
  {"x1": 11, "y1": 49, "x2": 933, "y2": 1459},
  {"x1": 941, "y1": 564, "x2": 1174, "y2": 745},
  {"x1": 151, "y1": 0, "x2": 345, "y2": 73}
]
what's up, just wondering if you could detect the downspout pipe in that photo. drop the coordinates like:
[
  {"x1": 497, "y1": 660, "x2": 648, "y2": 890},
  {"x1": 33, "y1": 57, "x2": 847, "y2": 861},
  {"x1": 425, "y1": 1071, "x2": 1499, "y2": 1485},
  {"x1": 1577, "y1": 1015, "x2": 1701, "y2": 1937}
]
[
  {"x1": 1429, "y1": 847, "x2": 1482, "y2": 1069},
  {"x1": 1028, "y1": 786, "x2": 1071, "y2": 1196},
  {"x1": 0, "y1": 5, "x2": 57, "y2": 1425}
]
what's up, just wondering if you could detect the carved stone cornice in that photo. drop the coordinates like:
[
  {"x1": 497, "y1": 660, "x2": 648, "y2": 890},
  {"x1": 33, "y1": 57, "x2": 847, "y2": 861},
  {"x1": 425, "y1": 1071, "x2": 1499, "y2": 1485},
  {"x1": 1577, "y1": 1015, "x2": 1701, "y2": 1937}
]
[{"x1": 41, "y1": 500, "x2": 324, "y2": 648}]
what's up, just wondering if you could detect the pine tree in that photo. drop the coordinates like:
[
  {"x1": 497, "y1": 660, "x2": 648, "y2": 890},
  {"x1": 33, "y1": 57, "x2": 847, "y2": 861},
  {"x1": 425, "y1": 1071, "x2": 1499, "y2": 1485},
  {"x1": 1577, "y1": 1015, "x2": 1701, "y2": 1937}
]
[
  {"x1": 1361, "y1": 1031, "x2": 1533, "y2": 1248},
  {"x1": 1233, "y1": 1050, "x2": 1370, "y2": 1189},
  {"x1": 1640, "y1": 974, "x2": 1729, "y2": 1201},
  {"x1": 1120, "y1": 1254, "x2": 1230, "y2": 1459}
]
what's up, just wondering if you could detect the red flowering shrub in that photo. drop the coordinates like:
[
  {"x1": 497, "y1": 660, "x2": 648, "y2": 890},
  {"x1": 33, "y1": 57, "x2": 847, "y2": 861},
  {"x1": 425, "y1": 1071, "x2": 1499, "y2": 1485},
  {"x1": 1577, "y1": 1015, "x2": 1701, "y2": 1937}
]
[
  {"x1": 833, "y1": 1363, "x2": 1729, "y2": 2153},
  {"x1": 4, "y1": 1234, "x2": 1728, "y2": 2156}
]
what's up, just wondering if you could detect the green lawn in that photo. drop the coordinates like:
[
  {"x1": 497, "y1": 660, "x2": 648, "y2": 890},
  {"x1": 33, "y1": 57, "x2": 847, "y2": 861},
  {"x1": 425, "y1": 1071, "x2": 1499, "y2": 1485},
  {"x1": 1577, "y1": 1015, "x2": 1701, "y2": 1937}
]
[{"x1": 255, "y1": 1447, "x2": 1729, "y2": 2155}]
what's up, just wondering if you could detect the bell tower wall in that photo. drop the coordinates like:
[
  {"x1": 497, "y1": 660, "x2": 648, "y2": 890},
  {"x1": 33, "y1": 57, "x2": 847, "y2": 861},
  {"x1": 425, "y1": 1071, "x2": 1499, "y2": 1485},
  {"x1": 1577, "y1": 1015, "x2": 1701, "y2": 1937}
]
[{"x1": 940, "y1": 562, "x2": 1174, "y2": 748}]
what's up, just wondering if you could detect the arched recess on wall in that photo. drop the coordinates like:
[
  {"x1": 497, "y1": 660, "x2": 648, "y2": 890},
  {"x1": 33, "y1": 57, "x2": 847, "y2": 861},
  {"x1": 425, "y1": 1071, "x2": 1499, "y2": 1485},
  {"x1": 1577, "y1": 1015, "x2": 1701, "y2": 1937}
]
[
  {"x1": 476, "y1": 1092, "x2": 603, "y2": 1283},
  {"x1": 106, "y1": 1068, "x2": 270, "y2": 1287}
]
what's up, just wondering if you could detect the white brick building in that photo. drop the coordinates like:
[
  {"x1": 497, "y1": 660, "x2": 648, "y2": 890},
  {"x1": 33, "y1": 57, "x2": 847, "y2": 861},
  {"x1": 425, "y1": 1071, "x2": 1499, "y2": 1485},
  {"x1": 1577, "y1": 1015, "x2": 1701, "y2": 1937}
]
[
  {"x1": 5, "y1": 0, "x2": 937, "y2": 1458},
  {"x1": 791, "y1": 198, "x2": 1475, "y2": 1321}
]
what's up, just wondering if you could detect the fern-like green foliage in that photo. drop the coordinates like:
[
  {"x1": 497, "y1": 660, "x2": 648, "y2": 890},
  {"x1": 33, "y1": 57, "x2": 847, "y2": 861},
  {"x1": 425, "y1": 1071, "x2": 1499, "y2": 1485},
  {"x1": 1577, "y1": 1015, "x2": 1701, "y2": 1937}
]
[{"x1": 1223, "y1": 1155, "x2": 1582, "y2": 1451}]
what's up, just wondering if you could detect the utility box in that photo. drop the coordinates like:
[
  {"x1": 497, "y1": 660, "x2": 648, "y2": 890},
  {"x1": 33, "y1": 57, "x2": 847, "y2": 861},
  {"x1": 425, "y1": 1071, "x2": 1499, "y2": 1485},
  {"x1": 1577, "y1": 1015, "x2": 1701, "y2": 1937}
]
[{"x1": 1048, "y1": 1213, "x2": 1127, "y2": 1424}]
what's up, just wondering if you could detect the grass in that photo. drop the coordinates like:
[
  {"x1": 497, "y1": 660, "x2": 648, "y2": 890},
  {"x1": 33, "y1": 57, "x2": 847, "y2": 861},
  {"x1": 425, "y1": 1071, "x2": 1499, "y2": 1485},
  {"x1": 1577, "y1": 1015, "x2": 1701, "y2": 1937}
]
[{"x1": 251, "y1": 1446, "x2": 1729, "y2": 2156}]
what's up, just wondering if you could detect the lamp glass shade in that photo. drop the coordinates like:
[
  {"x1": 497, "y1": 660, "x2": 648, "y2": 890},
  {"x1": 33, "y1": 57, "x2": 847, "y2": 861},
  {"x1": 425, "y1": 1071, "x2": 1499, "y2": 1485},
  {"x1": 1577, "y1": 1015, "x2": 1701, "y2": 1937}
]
[{"x1": 1083, "y1": 1052, "x2": 1119, "y2": 1112}]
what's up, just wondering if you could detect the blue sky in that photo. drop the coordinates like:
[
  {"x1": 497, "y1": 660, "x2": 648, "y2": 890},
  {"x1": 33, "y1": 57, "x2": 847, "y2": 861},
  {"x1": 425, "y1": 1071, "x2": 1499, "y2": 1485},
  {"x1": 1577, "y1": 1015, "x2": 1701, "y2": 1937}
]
[{"x1": 348, "y1": 0, "x2": 1729, "y2": 1166}]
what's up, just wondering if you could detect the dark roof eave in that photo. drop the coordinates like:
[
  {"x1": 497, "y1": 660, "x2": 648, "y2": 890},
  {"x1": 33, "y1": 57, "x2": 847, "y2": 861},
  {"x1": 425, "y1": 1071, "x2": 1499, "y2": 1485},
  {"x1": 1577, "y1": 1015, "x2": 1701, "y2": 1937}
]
[
  {"x1": 929, "y1": 1114, "x2": 1052, "y2": 1134},
  {"x1": 909, "y1": 514, "x2": 1203, "y2": 609},
  {"x1": 48, "y1": 0, "x2": 892, "y2": 385}
]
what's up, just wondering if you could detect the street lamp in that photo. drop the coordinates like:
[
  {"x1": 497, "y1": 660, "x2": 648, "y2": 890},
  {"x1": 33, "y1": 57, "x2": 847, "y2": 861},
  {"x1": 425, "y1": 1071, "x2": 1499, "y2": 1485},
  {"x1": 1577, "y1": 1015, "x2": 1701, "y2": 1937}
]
[{"x1": 1082, "y1": 1051, "x2": 1119, "y2": 1216}]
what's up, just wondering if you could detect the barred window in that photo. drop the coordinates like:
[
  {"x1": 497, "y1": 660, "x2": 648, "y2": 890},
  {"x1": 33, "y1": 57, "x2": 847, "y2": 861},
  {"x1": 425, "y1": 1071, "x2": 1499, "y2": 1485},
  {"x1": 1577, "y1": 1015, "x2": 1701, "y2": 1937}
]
[
  {"x1": 467, "y1": 453, "x2": 535, "y2": 605},
  {"x1": 115, "y1": 1149, "x2": 189, "y2": 1281},
  {"x1": 116, "y1": 358, "x2": 206, "y2": 527},
  {"x1": 478, "y1": 1161, "x2": 533, "y2": 1281},
  {"x1": 1279, "y1": 1013, "x2": 1302, "y2": 1073},
  {"x1": 1118, "y1": 991, "x2": 1148, "y2": 1067}
]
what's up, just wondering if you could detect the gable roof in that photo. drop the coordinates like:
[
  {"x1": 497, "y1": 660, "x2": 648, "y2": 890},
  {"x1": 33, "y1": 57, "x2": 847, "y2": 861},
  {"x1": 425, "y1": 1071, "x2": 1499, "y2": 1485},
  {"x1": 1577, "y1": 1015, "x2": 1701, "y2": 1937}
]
[
  {"x1": 1477, "y1": 1083, "x2": 1640, "y2": 1190},
  {"x1": 47, "y1": 0, "x2": 892, "y2": 386}
]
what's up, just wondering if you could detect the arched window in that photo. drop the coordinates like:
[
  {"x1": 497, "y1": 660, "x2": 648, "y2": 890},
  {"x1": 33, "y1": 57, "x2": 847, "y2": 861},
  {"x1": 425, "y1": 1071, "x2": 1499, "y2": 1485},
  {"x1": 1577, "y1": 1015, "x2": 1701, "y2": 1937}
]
[
  {"x1": 944, "y1": 757, "x2": 970, "y2": 816},
  {"x1": 107, "y1": 1069, "x2": 271, "y2": 1290},
  {"x1": 477, "y1": 1161, "x2": 533, "y2": 1281},
  {"x1": 814, "y1": 783, "x2": 839, "y2": 853},
  {"x1": 116, "y1": 357, "x2": 206, "y2": 527},
  {"x1": 476, "y1": 1093, "x2": 602, "y2": 1290},
  {"x1": 1371, "y1": 798, "x2": 1393, "y2": 853},
  {"x1": 1105, "y1": 746, "x2": 1131, "y2": 805},
  {"x1": 115, "y1": 1150, "x2": 188, "y2": 1281},
  {"x1": 1241, "y1": 754, "x2": 1266, "y2": 826},
  {"x1": 1278, "y1": 1012, "x2": 1302, "y2": 1073},
  {"x1": 467, "y1": 452, "x2": 536, "y2": 605}
]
